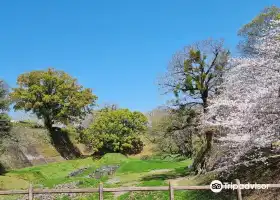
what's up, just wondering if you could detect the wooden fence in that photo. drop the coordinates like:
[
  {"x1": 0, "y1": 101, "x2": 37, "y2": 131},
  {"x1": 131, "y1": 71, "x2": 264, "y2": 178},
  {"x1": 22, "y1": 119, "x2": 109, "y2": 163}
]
[{"x1": 1, "y1": 179, "x2": 279, "y2": 200}]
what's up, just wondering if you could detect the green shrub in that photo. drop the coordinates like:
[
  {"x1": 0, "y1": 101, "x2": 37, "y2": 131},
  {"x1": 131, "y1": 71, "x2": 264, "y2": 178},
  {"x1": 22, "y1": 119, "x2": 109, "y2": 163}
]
[
  {"x1": 0, "y1": 114, "x2": 11, "y2": 131},
  {"x1": 81, "y1": 109, "x2": 147, "y2": 155}
]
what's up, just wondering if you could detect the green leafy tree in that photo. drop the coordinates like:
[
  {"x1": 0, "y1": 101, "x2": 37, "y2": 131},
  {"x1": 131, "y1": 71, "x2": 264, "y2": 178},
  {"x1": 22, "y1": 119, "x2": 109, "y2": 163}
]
[
  {"x1": 0, "y1": 80, "x2": 10, "y2": 120},
  {"x1": 81, "y1": 108, "x2": 148, "y2": 155},
  {"x1": 148, "y1": 106, "x2": 200, "y2": 157},
  {"x1": 238, "y1": 6, "x2": 280, "y2": 56},
  {"x1": 160, "y1": 39, "x2": 229, "y2": 173},
  {"x1": 10, "y1": 68, "x2": 97, "y2": 131},
  {"x1": 146, "y1": 107, "x2": 177, "y2": 154},
  {"x1": 161, "y1": 39, "x2": 229, "y2": 112}
]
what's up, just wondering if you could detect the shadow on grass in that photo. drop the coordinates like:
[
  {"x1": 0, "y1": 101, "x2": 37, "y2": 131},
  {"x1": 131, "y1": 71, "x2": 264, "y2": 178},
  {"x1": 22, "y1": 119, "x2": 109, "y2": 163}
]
[
  {"x1": 141, "y1": 166, "x2": 191, "y2": 182},
  {"x1": 50, "y1": 128, "x2": 81, "y2": 159}
]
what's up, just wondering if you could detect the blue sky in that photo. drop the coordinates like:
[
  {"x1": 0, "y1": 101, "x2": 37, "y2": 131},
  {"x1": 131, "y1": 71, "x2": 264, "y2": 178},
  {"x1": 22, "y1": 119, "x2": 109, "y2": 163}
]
[{"x1": 1, "y1": 0, "x2": 279, "y2": 119}]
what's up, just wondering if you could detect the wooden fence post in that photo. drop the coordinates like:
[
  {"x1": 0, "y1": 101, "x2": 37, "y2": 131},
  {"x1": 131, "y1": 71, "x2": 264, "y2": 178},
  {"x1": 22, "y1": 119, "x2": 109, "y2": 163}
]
[
  {"x1": 235, "y1": 179, "x2": 242, "y2": 200},
  {"x1": 99, "y1": 182, "x2": 103, "y2": 200},
  {"x1": 28, "y1": 184, "x2": 33, "y2": 200},
  {"x1": 169, "y1": 181, "x2": 174, "y2": 200}
]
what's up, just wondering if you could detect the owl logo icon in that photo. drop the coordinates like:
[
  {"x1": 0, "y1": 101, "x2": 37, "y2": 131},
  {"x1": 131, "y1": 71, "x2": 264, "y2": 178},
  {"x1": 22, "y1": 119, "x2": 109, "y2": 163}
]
[{"x1": 210, "y1": 180, "x2": 223, "y2": 193}]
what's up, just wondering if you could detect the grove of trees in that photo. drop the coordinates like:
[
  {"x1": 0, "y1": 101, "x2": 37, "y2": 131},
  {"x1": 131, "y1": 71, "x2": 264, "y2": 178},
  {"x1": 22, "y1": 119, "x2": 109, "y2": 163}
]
[
  {"x1": 1, "y1": 5, "x2": 280, "y2": 181},
  {"x1": 2, "y1": 69, "x2": 148, "y2": 157},
  {"x1": 151, "y1": 5, "x2": 280, "y2": 175}
]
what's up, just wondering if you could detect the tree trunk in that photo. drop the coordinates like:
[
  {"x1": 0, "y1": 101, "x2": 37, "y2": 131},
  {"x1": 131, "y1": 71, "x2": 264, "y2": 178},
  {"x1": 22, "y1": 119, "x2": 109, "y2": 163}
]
[
  {"x1": 44, "y1": 116, "x2": 53, "y2": 132},
  {"x1": 193, "y1": 130, "x2": 213, "y2": 174},
  {"x1": 202, "y1": 97, "x2": 208, "y2": 113}
]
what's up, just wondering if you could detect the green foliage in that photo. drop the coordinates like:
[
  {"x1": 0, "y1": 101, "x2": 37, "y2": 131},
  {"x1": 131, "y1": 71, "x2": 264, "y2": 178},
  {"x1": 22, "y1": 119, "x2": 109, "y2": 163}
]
[
  {"x1": 165, "y1": 39, "x2": 229, "y2": 111},
  {"x1": 0, "y1": 80, "x2": 10, "y2": 118},
  {"x1": 238, "y1": 6, "x2": 280, "y2": 55},
  {"x1": 10, "y1": 68, "x2": 97, "y2": 130},
  {"x1": 148, "y1": 113, "x2": 179, "y2": 154},
  {"x1": 0, "y1": 113, "x2": 10, "y2": 121},
  {"x1": 0, "y1": 80, "x2": 11, "y2": 133},
  {"x1": 239, "y1": 6, "x2": 280, "y2": 36},
  {"x1": 179, "y1": 47, "x2": 229, "y2": 105},
  {"x1": 81, "y1": 108, "x2": 147, "y2": 155},
  {"x1": 148, "y1": 106, "x2": 200, "y2": 158},
  {"x1": 163, "y1": 40, "x2": 230, "y2": 171}
]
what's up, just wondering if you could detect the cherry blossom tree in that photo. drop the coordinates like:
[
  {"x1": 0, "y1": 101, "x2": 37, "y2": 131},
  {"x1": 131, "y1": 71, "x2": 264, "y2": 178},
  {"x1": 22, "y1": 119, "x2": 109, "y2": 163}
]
[{"x1": 204, "y1": 20, "x2": 280, "y2": 174}]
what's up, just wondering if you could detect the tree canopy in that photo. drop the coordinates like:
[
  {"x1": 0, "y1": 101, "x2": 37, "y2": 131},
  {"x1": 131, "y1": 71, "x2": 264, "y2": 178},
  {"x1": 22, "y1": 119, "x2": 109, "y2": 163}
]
[
  {"x1": 161, "y1": 39, "x2": 230, "y2": 112},
  {"x1": 10, "y1": 68, "x2": 97, "y2": 131},
  {"x1": 148, "y1": 106, "x2": 199, "y2": 157},
  {"x1": 238, "y1": 6, "x2": 280, "y2": 56},
  {"x1": 81, "y1": 108, "x2": 148, "y2": 155},
  {"x1": 204, "y1": 17, "x2": 280, "y2": 175},
  {"x1": 0, "y1": 80, "x2": 10, "y2": 120}
]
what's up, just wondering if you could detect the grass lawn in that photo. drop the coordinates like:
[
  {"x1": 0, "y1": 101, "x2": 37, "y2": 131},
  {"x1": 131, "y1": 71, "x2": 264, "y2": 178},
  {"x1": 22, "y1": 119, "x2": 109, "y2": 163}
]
[{"x1": 0, "y1": 153, "x2": 234, "y2": 200}]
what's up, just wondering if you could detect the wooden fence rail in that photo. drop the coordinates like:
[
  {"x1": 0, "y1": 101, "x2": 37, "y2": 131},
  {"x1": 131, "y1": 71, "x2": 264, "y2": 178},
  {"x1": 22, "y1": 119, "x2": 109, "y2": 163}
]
[{"x1": 1, "y1": 179, "x2": 280, "y2": 200}]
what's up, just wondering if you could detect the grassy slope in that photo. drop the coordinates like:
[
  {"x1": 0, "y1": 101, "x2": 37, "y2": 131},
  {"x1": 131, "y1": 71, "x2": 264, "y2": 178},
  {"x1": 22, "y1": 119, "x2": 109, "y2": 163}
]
[
  {"x1": 0, "y1": 125, "x2": 63, "y2": 170},
  {"x1": 0, "y1": 153, "x2": 233, "y2": 200},
  {"x1": 0, "y1": 124, "x2": 236, "y2": 199}
]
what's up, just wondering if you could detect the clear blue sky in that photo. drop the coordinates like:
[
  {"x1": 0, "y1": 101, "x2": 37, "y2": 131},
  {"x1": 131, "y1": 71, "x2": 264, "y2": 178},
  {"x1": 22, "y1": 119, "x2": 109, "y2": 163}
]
[{"x1": 1, "y1": 0, "x2": 279, "y2": 119}]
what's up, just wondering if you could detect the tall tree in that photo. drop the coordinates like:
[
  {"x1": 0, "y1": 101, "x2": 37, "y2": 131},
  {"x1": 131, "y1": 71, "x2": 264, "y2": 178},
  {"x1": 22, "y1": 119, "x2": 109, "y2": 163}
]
[
  {"x1": 0, "y1": 80, "x2": 10, "y2": 120},
  {"x1": 10, "y1": 68, "x2": 97, "y2": 131},
  {"x1": 238, "y1": 6, "x2": 280, "y2": 56},
  {"x1": 204, "y1": 19, "x2": 280, "y2": 175},
  {"x1": 160, "y1": 39, "x2": 230, "y2": 174},
  {"x1": 161, "y1": 39, "x2": 230, "y2": 113}
]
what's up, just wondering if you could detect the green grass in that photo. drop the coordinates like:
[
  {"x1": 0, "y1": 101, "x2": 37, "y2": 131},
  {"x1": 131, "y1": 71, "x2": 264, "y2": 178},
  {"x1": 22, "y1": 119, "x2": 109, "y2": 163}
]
[
  {"x1": 0, "y1": 176, "x2": 29, "y2": 189},
  {"x1": 2, "y1": 157, "x2": 96, "y2": 188},
  {"x1": 99, "y1": 153, "x2": 128, "y2": 164},
  {"x1": 0, "y1": 153, "x2": 129, "y2": 189},
  {"x1": 0, "y1": 153, "x2": 229, "y2": 200},
  {"x1": 116, "y1": 159, "x2": 190, "y2": 173},
  {"x1": 7, "y1": 153, "x2": 126, "y2": 181},
  {"x1": 8, "y1": 157, "x2": 95, "y2": 180}
]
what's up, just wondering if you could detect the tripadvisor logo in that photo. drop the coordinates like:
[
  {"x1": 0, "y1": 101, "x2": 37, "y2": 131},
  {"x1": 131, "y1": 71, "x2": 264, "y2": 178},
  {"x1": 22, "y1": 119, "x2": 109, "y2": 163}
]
[
  {"x1": 210, "y1": 180, "x2": 223, "y2": 193},
  {"x1": 210, "y1": 180, "x2": 269, "y2": 193}
]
